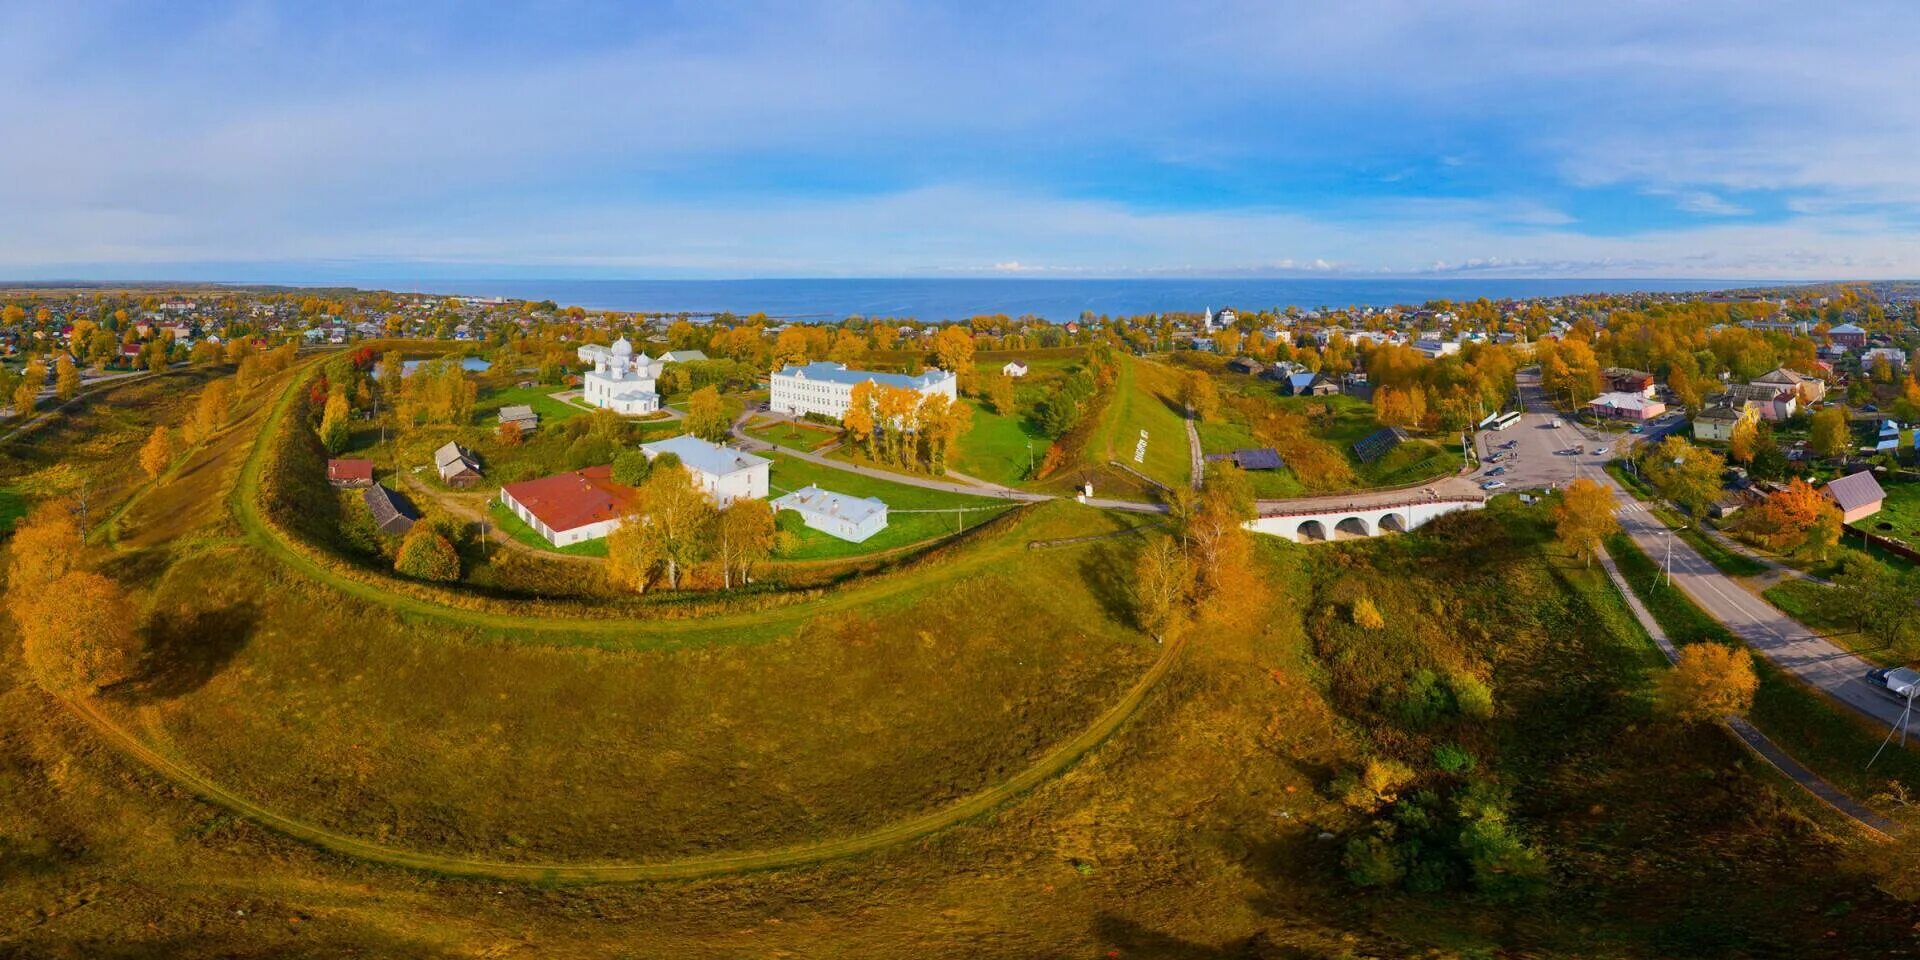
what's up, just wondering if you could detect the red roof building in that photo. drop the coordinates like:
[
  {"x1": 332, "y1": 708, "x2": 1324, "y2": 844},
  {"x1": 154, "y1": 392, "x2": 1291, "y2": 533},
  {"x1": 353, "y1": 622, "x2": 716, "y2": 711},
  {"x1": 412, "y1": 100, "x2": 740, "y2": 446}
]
[
  {"x1": 326, "y1": 458, "x2": 375, "y2": 488},
  {"x1": 499, "y1": 465, "x2": 640, "y2": 546}
]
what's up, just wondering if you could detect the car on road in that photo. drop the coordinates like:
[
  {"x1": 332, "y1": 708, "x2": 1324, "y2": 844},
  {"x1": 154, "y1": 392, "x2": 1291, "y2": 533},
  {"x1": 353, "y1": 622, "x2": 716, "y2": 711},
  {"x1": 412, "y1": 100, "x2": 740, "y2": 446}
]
[
  {"x1": 1594, "y1": 446, "x2": 1608, "y2": 455},
  {"x1": 1868, "y1": 666, "x2": 1920, "y2": 701},
  {"x1": 1481, "y1": 480, "x2": 1506, "y2": 490},
  {"x1": 1629, "y1": 424, "x2": 1643, "y2": 434},
  {"x1": 1501, "y1": 440, "x2": 1518, "y2": 449}
]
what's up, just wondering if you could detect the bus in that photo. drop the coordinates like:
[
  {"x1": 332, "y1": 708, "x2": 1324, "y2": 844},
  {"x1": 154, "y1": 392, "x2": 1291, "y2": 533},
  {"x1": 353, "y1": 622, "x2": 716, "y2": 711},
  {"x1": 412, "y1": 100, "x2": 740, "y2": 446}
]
[{"x1": 1490, "y1": 411, "x2": 1523, "y2": 431}]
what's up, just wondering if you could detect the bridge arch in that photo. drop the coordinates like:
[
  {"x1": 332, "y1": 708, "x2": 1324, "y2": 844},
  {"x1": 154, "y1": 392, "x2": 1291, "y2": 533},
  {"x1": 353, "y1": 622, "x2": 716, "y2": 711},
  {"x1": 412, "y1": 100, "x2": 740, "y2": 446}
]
[
  {"x1": 1296, "y1": 519, "x2": 1328, "y2": 542},
  {"x1": 1334, "y1": 516, "x2": 1371, "y2": 539},
  {"x1": 1378, "y1": 512, "x2": 1409, "y2": 534}
]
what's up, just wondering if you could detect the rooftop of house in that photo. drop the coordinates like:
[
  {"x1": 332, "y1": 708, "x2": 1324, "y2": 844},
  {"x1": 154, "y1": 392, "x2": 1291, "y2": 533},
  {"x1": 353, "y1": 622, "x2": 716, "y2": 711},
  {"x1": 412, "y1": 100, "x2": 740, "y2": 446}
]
[
  {"x1": 501, "y1": 465, "x2": 640, "y2": 533},
  {"x1": 771, "y1": 484, "x2": 887, "y2": 525},
  {"x1": 641, "y1": 434, "x2": 770, "y2": 478},
  {"x1": 1824, "y1": 470, "x2": 1886, "y2": 513},
  {"x1": 498, "y1": 404, "x2": 537, "y2": 422},
  {"x1": 774, "y1": 360, "x2": 953, "y2": 391},
  {"x1": 326, "y1": 458, "x2": 374, "y2": 483}
]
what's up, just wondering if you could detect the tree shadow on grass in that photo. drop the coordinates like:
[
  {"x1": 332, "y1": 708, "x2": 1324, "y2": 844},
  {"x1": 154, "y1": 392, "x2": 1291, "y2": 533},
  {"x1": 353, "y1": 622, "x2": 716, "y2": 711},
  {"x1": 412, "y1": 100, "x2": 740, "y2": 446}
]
[
  {"x1": 1078, "y1": 541, "x2": 1138, "y2": 630},
  {"x1": 94, "y1": 545, "x2": 177, "y2": 592},
  {"x1": 1093, "y1": 912, "x2": 1299, "y2": 959},
  {"x1": 113, "y1": 601, "x2": 260, "y2": 701}
]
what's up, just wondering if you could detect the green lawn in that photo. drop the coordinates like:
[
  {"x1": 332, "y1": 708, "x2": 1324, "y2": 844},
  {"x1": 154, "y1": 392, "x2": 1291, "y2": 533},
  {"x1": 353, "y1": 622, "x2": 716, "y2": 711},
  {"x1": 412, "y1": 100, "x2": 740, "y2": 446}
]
[
  {"x1": 0, "y1": 484, "x2": 28, "y2": 533},
  {"x1": 1193, "y1": 417, "x2": 1304, "y2": 497},
  {"x1": 1867, "y1": 480, "x2": 1920, "y2": 547},
  {"x1": 488, "y1": 498, "x2": 609, "y2": 557},
  {"x1": 473, "y1": 383, "x2": 585, "y2": 425},
  {"x1": 949, "y1": 399, "x2": 1048, "y2": 486},
  {"x1": 744, "y1": 417, "x2": 842, "y2": 453},
  {"x1": 1088, "y1": 356, "x2": 1191, "y2": 491},
  {"x1": 766, "y1": 452, "x2": 1012, "y2": 560}
]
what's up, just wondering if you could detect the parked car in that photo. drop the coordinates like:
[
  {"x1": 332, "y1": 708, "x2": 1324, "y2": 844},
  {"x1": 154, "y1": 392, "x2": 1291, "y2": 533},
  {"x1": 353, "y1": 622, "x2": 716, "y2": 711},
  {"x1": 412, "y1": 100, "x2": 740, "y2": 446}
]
[
  {"x1": 1594, "y1": 446, "x2": 1609, "y2": 455},
  {"x1": 1487, "y1": 466, "x2": 1507, "y2": 476},
  {"x1": 1629, "y1": 424, "x2": 1644, "y2": 434},
  {"x1": 1480, "y1": 480, "x2": 1506, "y2": 490}
]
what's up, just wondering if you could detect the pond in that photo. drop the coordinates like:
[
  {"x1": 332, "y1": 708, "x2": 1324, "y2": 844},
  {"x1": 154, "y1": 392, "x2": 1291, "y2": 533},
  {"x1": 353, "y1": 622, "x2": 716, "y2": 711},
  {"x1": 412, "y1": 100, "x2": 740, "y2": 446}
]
[{"x1": 381, "y1": 357, "x2": 493, "y2": 377}]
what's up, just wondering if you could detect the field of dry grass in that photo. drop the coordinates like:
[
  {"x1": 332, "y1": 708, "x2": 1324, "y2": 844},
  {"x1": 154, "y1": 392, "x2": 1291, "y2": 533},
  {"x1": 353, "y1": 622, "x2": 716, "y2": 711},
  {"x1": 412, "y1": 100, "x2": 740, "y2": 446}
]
[{"x1": 5, "y1": 355, "x2": 1920, "y2": 958}]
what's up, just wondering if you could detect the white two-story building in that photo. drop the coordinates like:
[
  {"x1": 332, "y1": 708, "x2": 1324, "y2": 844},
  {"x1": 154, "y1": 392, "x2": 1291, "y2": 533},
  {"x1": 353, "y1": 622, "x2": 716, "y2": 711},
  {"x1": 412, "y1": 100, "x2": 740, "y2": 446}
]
[
  {"x1": 640, "y1": 434, "x2": 770, "y2": 507},
  {"x1": 769, "y1": 361, "x2": 958, "y2": 421}
]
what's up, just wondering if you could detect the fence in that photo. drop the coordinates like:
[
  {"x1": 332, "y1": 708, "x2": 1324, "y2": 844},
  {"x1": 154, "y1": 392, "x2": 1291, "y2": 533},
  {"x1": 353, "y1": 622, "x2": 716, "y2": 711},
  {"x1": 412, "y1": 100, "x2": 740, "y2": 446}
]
[{"x1": 1844, "y1": 523, "x2": 1920, "y2": 565}]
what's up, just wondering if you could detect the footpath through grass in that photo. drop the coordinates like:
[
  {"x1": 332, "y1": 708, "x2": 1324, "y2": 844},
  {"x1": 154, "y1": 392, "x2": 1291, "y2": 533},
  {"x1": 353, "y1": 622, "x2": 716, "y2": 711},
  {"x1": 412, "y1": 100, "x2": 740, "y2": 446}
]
[{"x1": 1606, "y1": 532, "x2": 1920, "y2": 806}]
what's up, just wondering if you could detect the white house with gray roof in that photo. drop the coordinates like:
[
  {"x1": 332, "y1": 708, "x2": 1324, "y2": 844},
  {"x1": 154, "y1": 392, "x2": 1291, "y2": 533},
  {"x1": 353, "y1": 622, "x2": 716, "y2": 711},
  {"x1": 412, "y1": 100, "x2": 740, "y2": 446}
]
[
  {"x1": 769, "y1": 361, "x2": 957, "y2": 421},
  {"x1": 640, "y1": 434, "x2": 770, "y2": 506},
  {"x1": 771, "y1": 484, "x2": 889, "y2": 542}
]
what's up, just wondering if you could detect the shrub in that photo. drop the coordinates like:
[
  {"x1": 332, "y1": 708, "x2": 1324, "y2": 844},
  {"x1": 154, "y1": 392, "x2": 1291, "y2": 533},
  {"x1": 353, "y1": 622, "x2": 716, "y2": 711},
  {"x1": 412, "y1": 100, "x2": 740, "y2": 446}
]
[
  {"x1": 611, "y1": 449, "x2": 652, "y2": 487},
  {"x1": 1342, "y1": 833, "x2": 1404, "y2": 889},
  {"x1": 395, "y1": 528, "x2": 461, "y2": 582},
  {"x1": 1352, "y1": 597, "x2": 1385, "y2": 630},
  {"x1": 565, "y1": 435, "x2": 617, "y2": 470},
  {"x1": 1432, "y1": 742, "x2": 1477, "y2": 774}
]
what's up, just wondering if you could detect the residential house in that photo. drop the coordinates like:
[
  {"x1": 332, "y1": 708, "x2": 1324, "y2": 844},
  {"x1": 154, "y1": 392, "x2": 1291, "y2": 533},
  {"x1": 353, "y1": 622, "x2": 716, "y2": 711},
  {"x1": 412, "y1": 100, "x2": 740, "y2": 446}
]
[
  {"x1": 1823, "y1": 470, "x2": 1886, "y2": 523},
  {"x1": 1875, "y1": 419, "x2": 1902, "y2": 453},
  {"x1": 434, "y1": 442, "x2": 482, "y2": 488},
  {"x1": 1225, "y1": 357, "x2": 1264, "y2": 376},
  {"x1": 1284, "y1": 372, "x2": 1339, "y2": 397},
  {"x1": 1601, "y1": 367, "x2": 1656, "y2": 398},
  {"x1": 326, "y1": 458, "x2": 375, "y2": 488},
  {"x1": 1002, "y1": 360, "x2": 1029, "y2": 378},
  {"x1": 1751, "y1": 366, "x2": 1826, "y2": 404},
  {"x1": 1692, "y1": 399, "x2": 1759, "y2": 443},
  {"x1": 362, "y1": 483, "x2": 419, "y2": 536},
  {"x1": 640, "y1": 434, "x2": 770, "y2": 506},
  {"x1": 1586, "y1": 391, "x2": 1666, "y2": 421},
  {"x1": 769, "y1": 484, "x2": 889, "y2": 542},
  {"x1": 1861, "y1": 347, "x2": 1907, "y2": 375},
  {"x1": 1412, "y1": 338, "x2": 1460, "y2": 359},
  {"x1": 1828, "y1": 322, "x2": 1868, "y2": 348},
  {"x1": 498, "y1": 404, "x2": 539, "y2": 435},
  {"x1": 499, "y1": 465, "x2": 640, "y2": 547},
  {"x1": 661, "y1": 350, "x2": 709, "y2": 364},
  {"x1": 1719, "y1": 383, "x2": 1798, "y2": 421}
]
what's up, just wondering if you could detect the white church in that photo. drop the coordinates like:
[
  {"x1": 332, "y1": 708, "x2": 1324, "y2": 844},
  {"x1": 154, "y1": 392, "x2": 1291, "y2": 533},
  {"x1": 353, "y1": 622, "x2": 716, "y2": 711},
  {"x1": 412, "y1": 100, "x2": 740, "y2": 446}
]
[{"x1": 576, "y1": 338, "x2": 662, "y2": 415}]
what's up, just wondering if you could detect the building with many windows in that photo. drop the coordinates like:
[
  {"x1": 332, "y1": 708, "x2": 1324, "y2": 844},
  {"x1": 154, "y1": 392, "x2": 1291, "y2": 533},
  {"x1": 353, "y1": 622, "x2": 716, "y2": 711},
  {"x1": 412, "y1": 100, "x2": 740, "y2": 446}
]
[
  {"x1": 640, "y1": 434, "x2": 770, "y2": 507},
  {"x1": 768, "y1": 361, "x2": 957, "y2": 421}
]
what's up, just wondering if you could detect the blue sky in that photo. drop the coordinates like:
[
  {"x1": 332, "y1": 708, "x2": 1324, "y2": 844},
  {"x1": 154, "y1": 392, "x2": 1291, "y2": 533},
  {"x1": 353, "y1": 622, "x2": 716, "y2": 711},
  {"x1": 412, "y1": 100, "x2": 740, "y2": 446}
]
[{"x1": 4, "y1": 1, "x2": 1920, "y2": 280}]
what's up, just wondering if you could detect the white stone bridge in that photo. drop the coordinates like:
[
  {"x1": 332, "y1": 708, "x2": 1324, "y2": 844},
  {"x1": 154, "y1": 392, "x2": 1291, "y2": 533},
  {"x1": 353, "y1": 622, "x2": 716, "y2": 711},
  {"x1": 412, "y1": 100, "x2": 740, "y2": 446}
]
[{"x1": 1245, "y1": 477, "x2": 1487, "y2": 543}]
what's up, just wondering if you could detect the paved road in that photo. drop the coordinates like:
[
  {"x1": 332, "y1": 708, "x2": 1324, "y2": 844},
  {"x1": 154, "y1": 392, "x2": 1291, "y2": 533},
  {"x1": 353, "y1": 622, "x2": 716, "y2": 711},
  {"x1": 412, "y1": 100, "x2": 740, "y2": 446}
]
[
  {"x1": 1501, "y1": 370, "x2": 1911, "y2": 733},
  {"x1": 1596, "y1": 542, "x2": 1899, "y2": 836}
]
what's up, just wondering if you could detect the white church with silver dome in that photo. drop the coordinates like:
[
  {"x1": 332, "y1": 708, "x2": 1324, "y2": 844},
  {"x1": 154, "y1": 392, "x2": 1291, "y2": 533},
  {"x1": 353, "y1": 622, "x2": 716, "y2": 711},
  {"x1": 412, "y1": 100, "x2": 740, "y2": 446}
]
[{"x1": 576, "y1": 337, "x2": 663, "y2": 415}]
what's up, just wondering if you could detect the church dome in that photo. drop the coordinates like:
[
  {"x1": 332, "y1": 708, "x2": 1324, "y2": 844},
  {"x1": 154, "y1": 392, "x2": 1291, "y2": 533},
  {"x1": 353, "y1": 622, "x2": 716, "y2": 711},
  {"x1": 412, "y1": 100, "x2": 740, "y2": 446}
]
[{"x1": 611, "y1": 336, "x2": 633, "y2": 356}]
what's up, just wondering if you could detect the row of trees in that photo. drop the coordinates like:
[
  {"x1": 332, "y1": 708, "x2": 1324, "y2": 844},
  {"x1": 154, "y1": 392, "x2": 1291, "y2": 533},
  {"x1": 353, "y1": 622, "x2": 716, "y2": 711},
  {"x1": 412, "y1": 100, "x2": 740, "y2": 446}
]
[
  {"x1": 842, "y1": 383, "x2": 975, "y2": 475},
  {"x1": 605, "y1": 461, "x2": 784, "y2": 592},
  {"x1": 1130, "y1": 464, "x2": 1260, "y2": 643}
]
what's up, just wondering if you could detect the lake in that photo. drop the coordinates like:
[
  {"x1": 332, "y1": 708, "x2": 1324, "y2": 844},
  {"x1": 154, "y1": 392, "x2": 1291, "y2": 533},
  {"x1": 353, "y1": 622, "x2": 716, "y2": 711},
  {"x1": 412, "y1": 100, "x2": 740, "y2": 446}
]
[{"x1": 267, "y1": 277, "x2": 1764, "y2": 323}]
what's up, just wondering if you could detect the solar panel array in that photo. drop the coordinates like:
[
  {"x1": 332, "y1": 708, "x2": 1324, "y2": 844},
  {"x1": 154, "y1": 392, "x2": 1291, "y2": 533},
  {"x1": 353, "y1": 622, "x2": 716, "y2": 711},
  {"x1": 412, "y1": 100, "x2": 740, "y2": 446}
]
[{"x1": 1351, "y1": 426, "x2": 1409, "y2": 464}]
